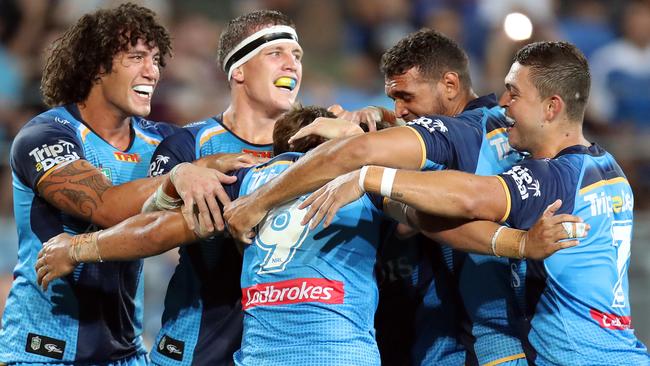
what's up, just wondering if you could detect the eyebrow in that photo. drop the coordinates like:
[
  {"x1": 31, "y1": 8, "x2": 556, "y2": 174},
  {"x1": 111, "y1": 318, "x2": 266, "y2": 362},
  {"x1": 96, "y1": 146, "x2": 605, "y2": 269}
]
[
  {"x1": 505, "y1": 83, "x2": 520, "y2": 93},
  {"x1": 388, "y1": 90, "x2": 412, "y2": 100}
]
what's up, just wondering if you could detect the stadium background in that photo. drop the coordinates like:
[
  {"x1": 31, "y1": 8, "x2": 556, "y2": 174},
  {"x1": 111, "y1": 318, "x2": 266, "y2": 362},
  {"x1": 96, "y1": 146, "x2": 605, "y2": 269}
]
[{"x1": 0, "y1": 0, "x2": 648, "y2": 348}]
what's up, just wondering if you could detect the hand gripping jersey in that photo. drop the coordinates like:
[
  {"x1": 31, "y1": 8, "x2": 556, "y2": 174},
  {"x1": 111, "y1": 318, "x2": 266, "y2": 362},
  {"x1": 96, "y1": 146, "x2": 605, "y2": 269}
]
[
  {"x1": 148, "y1": 116, "x2": 272, "y2": 366},
  {"x1": 226, "y1": 153, "x2": 384, "y2": 366},
  {"x1": 405, "y1": 94, "x2": 528, "y2": 365},
  {"x1": 1, "y1": 105, "x2": 176, "y2": 363},
  {"x1": 498, "y1": 144, "x2": 649, "y2": 365}
]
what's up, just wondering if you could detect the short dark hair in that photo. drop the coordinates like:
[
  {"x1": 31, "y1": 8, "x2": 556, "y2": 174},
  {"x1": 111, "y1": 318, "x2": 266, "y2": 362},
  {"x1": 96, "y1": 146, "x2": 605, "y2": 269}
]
[
  {"x1": 41, "y1": 3, "x2": 172, "y2": 107},
  {"x1": 217, "y1": 10, "x2": 295, "y2": 71},
  {"x1": 380, "y1": 28, "x2": 471, "y2": 88},
  {"x1": 514, "y1": 41, "x2": 590, "y2": 121},
  {"x1": 273, "y1": 105, "x2": 334, "y2": 155}
]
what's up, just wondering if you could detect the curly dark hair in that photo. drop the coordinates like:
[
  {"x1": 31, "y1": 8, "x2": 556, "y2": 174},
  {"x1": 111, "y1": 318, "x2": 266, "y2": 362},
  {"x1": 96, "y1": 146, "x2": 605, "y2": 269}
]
[
  {"x1": 380, "y1": 29, "x2": 471, "y2": 89},
  {"x1": 273, "y1": 105, "x2": 334, "y2": 155},
  {"x1": 514, "y1": 41, "x2": 590, "y2": 121},
  {"x1": 217, "y1": 10, "x2": 295, "y2": 71},
  {"x1": 41, "y1": 3, "x2": 172, "y2": 107}
]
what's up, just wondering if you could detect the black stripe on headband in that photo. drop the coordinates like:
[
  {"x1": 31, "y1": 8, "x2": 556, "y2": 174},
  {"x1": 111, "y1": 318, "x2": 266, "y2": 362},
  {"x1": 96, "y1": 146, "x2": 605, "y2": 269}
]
[{"x1": 225, "y1": 32, "x2": 297, "y2": 73}]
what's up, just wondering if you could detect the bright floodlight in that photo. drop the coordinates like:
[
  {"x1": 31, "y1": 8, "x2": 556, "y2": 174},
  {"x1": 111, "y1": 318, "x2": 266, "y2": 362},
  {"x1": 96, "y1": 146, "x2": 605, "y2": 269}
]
[{"x1": 504, "y1": 12, "x2": 533, "y2": 41}]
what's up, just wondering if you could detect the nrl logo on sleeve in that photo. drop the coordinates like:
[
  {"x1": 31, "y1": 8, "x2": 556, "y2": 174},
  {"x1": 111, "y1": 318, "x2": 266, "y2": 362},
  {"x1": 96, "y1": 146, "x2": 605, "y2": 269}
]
[
  {"x1": 503, "y1": 165, "x2": 541, "y2": 200},
  {"x1": 30, "y1": 140, "x2": 80, "y2": 172},
  {"x1": 157, "y1": 334, "x2": 184, "y2": 361},
  {"x1": 25, "y1": 333, "x2": 65, "y2": 360},
  {"x1": 407, "y1": 117, "x2": 448, "y2": 134}
]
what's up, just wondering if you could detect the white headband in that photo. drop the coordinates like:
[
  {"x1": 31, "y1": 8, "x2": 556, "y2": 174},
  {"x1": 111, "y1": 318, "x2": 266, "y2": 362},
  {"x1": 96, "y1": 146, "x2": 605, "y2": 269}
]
[{"x1": 223, "y1": 25, "x2": 299, "y2": 80}]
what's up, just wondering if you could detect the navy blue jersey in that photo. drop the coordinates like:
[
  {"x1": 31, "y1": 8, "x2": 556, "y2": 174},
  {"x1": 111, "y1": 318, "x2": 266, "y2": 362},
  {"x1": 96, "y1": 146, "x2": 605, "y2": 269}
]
[
  {"x1": 402, "y1": 94, "x2": 528, "y2": 365},
  {"x1": 225, "y1": 153, "x2": 385, "y2": 366},
  {"x1": 0, "y1": 105, "x2": 176, "y2": 363},
  {"x1": 148, "y1": 116, "x2": 272, "y2": 366},
  {"x1": 498, "y1": 144, "x2": 649, "y2": 365}
]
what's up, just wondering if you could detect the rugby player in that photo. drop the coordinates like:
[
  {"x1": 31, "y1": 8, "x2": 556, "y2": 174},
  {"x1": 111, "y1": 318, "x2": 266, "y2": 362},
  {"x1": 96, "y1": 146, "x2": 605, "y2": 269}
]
[{"x1": 0, "y1": 3, "x2": 228, "y2": 364}]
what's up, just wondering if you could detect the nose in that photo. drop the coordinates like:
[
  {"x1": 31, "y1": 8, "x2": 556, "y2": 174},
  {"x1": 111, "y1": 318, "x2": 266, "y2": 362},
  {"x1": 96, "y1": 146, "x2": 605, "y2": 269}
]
[
  {"x1": 141, "y1": 57, "x2": 159, "y2": 82},
  {"x1": 394, "y1": 100, "x2": 410, "y2": 120},
  {"x1": 282, "y1": 52, "x2": 300, "y2": 72}
]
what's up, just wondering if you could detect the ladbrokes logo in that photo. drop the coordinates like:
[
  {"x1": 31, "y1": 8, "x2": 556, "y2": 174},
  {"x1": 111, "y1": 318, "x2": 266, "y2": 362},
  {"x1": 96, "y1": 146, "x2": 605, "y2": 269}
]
[
  {"x1": 589, "y1": 309, "x2": 632, "y2": 330},
  {"x1": 30, "y1": 140, "x2": 80, "y2": 172},
  {"x1": 242, "y1": 278, "x2": 344, "y2": 310}
]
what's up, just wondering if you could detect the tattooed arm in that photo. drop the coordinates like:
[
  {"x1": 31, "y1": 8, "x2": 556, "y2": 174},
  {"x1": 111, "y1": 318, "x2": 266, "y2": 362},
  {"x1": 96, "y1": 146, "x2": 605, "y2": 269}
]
[{"x1": 37, "y1": 160, "x2": 164, "y2": 227}]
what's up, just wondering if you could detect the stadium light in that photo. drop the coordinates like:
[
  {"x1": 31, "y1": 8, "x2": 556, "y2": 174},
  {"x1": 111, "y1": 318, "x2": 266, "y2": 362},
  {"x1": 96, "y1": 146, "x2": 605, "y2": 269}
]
[{"x1": 503, "y1": 12, "x2": 533, "y2": 41}]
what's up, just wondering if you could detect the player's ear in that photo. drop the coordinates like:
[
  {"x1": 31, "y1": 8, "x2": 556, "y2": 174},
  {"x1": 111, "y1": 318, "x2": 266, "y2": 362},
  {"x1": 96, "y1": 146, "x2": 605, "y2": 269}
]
[
  {"x1": 442, "y1": 71, "x2": 460, "y2": 100},
  {"x1": 545, "y1": 95, "x2": 564, "y2": 121},
  {"x1": 231, "y1": 67, "x2": 245, "y2": 83}
]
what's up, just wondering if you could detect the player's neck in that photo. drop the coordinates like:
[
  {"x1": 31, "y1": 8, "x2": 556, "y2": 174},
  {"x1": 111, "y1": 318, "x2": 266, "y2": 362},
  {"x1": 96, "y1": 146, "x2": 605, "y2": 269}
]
[
  {"x1": 222, "y1": 102, "x2": 278, "y2": 145},
  {"x1": 452, "y1": 89, "x2": 479, "y2": 116},
  {"x1": 77, "y1": 92, "x2": 132, "y2": 150},
  {"x1": 531, "y1": 123, "x2": 590, "y2": 159}
]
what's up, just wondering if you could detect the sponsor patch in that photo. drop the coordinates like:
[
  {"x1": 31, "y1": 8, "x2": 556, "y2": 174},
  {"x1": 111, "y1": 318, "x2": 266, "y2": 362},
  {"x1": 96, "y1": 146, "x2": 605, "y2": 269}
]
[
  {"x1": 25, "y1": 333, "x2": 65, "y2": 360},
  {"x1": 502, "y1": 165, "x2": 540, "y2": 200},
  {"x1": 242, "y1": 278, "x2": 344, "y2": 310},
  {"x1": 242, "y1": 149, "x2": 272, "y2": 158},
  {"x1": 113, "y1": 151, "x2": 141, "y2": 163},
  {"x1": 157, "y1": 334, "x2": 184, "y2": 361},
  {"x1": 149, "y1": 154, "x2": 171, "y2": 176},
  {"x1": 407, "y1": 117, "x2": 448, "y2": 133},
  {"x1": 29, "y1": 140, "x2": 80, "y2": 172},
  {"x1": 589, "y1": 309, "x2": 632, "y2": 330}
]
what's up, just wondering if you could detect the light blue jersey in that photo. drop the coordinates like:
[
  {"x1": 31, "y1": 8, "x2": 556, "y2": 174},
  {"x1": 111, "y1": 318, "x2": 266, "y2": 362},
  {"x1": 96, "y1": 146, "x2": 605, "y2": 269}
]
[
  {"x1": 499, "y1": 144, "x2": 649, "y2": 365},
  {"x1": 2, "y1": 104, "x2": 176, "y2": 363},
  {"x1": 148, "y1": 116, "x2": 272, "y2": 366},
  {"x1": 406, "y1": 94, "x2": 527, "y2": 365},
  {"x1": 225, "y1": 153, "x2": 384, "y2": 366}
]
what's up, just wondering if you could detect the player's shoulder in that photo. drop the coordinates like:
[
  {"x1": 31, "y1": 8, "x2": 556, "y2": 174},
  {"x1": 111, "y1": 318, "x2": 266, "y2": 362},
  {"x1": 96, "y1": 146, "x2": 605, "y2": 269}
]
[
  {"x1": 17, "y1": 106, "x2": 80, "y2": 136},
  {"x1": 132, "y1": 116, "x2": 180, "y2": 139}
]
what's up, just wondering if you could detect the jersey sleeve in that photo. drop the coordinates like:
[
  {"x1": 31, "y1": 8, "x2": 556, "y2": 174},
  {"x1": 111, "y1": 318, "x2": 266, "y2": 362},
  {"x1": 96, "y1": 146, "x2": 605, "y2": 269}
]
[
  {"x1": 497, "y1": 159, "x2": 577, "y2": 229},
  {"x1": 406, "y1": 116, "x2": 482, "y2": 171},
  {"x1": 10, "y1": 118, "x2": 85, "y2": 190},
  {"x1": 223, "y1": 167, "x2": 252, "y2": 201},
  {"x1": 148, "y1": 129, "x2": 197, "y2": 176}
]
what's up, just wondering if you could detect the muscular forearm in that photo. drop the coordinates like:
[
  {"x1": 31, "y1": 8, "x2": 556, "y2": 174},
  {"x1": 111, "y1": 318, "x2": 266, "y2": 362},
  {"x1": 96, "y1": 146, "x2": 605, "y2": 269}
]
[
  {"x1": 98, "y1": 176, "x2": 165, "y2": 225},
  {"x1": 95, "y1": 210, "x2": 197, "y2": 261},
  {"x1": 38, "y1": 159, "x2": 165, "y2": 228},
  {"x1": 254, "y1": 127, "x2": 423, "y2": 211},
  {"x1": 365, "y1": 166, "x2": 507, "y2": 221},
  {"x1": 403, "y1": 208, "x2": 524, "y2": 258}
]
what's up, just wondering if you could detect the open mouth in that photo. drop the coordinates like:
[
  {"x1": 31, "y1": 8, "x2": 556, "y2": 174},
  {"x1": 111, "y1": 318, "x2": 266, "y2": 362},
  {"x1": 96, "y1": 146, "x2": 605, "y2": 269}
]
[
  {"x1": 274, "y1": 77, "x2": 297, "y2": 91},
  {"x1": 505, "y1": 115, "x2": 516, "y2": 127},
  {"x1": 132, "y1": 85, "x2": 154, "y2": 99}
]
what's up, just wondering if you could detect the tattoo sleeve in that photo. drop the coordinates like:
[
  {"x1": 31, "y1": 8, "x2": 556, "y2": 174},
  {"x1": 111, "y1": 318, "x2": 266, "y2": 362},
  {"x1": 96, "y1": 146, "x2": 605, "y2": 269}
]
[{"x1": 37, "y1": 160, "x2": 113, "y2": 222}]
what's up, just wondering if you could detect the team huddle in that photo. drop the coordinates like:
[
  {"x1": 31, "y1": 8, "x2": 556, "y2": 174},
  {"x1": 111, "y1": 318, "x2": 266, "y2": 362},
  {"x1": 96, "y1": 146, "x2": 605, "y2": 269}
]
[{"x1": 0, "y1": 3, "x2": 648, "y2": 366}]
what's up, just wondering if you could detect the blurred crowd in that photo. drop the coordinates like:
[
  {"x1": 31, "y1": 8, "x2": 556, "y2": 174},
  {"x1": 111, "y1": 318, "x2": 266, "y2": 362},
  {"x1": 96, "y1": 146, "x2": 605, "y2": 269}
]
[{"x1": 1, "y1": 0, "x2": 649, "y2": 346}]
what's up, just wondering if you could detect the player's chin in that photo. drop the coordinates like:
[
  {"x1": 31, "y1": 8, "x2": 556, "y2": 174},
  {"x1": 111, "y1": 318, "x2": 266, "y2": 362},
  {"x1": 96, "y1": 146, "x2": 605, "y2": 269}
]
[{"x1": 130, "y1": 104, "x2": 152, "y2": 117}]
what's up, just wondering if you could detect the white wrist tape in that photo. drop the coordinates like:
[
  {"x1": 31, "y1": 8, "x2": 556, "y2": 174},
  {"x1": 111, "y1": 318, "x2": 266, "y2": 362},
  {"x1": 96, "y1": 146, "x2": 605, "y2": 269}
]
[
  {"x1": 380, "y1": 168, "x2": 397, "y2": 197},
  {"x1": 491, "y1": 226, "x2": 506, "y2": 257},
  {"x1": 358, "y1": 166, "x2": 369, "y2": 192}
]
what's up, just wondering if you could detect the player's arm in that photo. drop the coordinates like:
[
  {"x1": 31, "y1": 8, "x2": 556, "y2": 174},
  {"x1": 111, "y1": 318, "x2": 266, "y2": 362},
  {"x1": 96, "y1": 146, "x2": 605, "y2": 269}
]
[
  {"x1": 36, "y1": 160, "x2": 165, "y2": 227},
  {"x1": 35, "y1": 209, "x2": 197, "y2": 291},
  {"x1": 224, "y1": 126, "x2": 424, "y2": 243},
  {"x1": 389, "y1": 200, "x2": 585, "y2": 260},
  {"x1": 300, "y1": 166, "x2": 507, "y2": 229}
]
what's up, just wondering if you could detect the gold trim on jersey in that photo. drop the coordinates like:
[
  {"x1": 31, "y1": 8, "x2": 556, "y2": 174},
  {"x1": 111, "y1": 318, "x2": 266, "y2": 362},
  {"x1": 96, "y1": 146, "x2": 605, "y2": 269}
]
[
  {"x1": 495, "y1": 175, "x2": 511, "y2": 223},
  {"x1": 483, "y1": 353, "x2": 526, "y2": 366},
  {"x1": 579, "y1": 177, "x2": 628, "y2": 195},
  {"x1": 405, "y1": 126, "x2": 427, "y2": 170}
]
